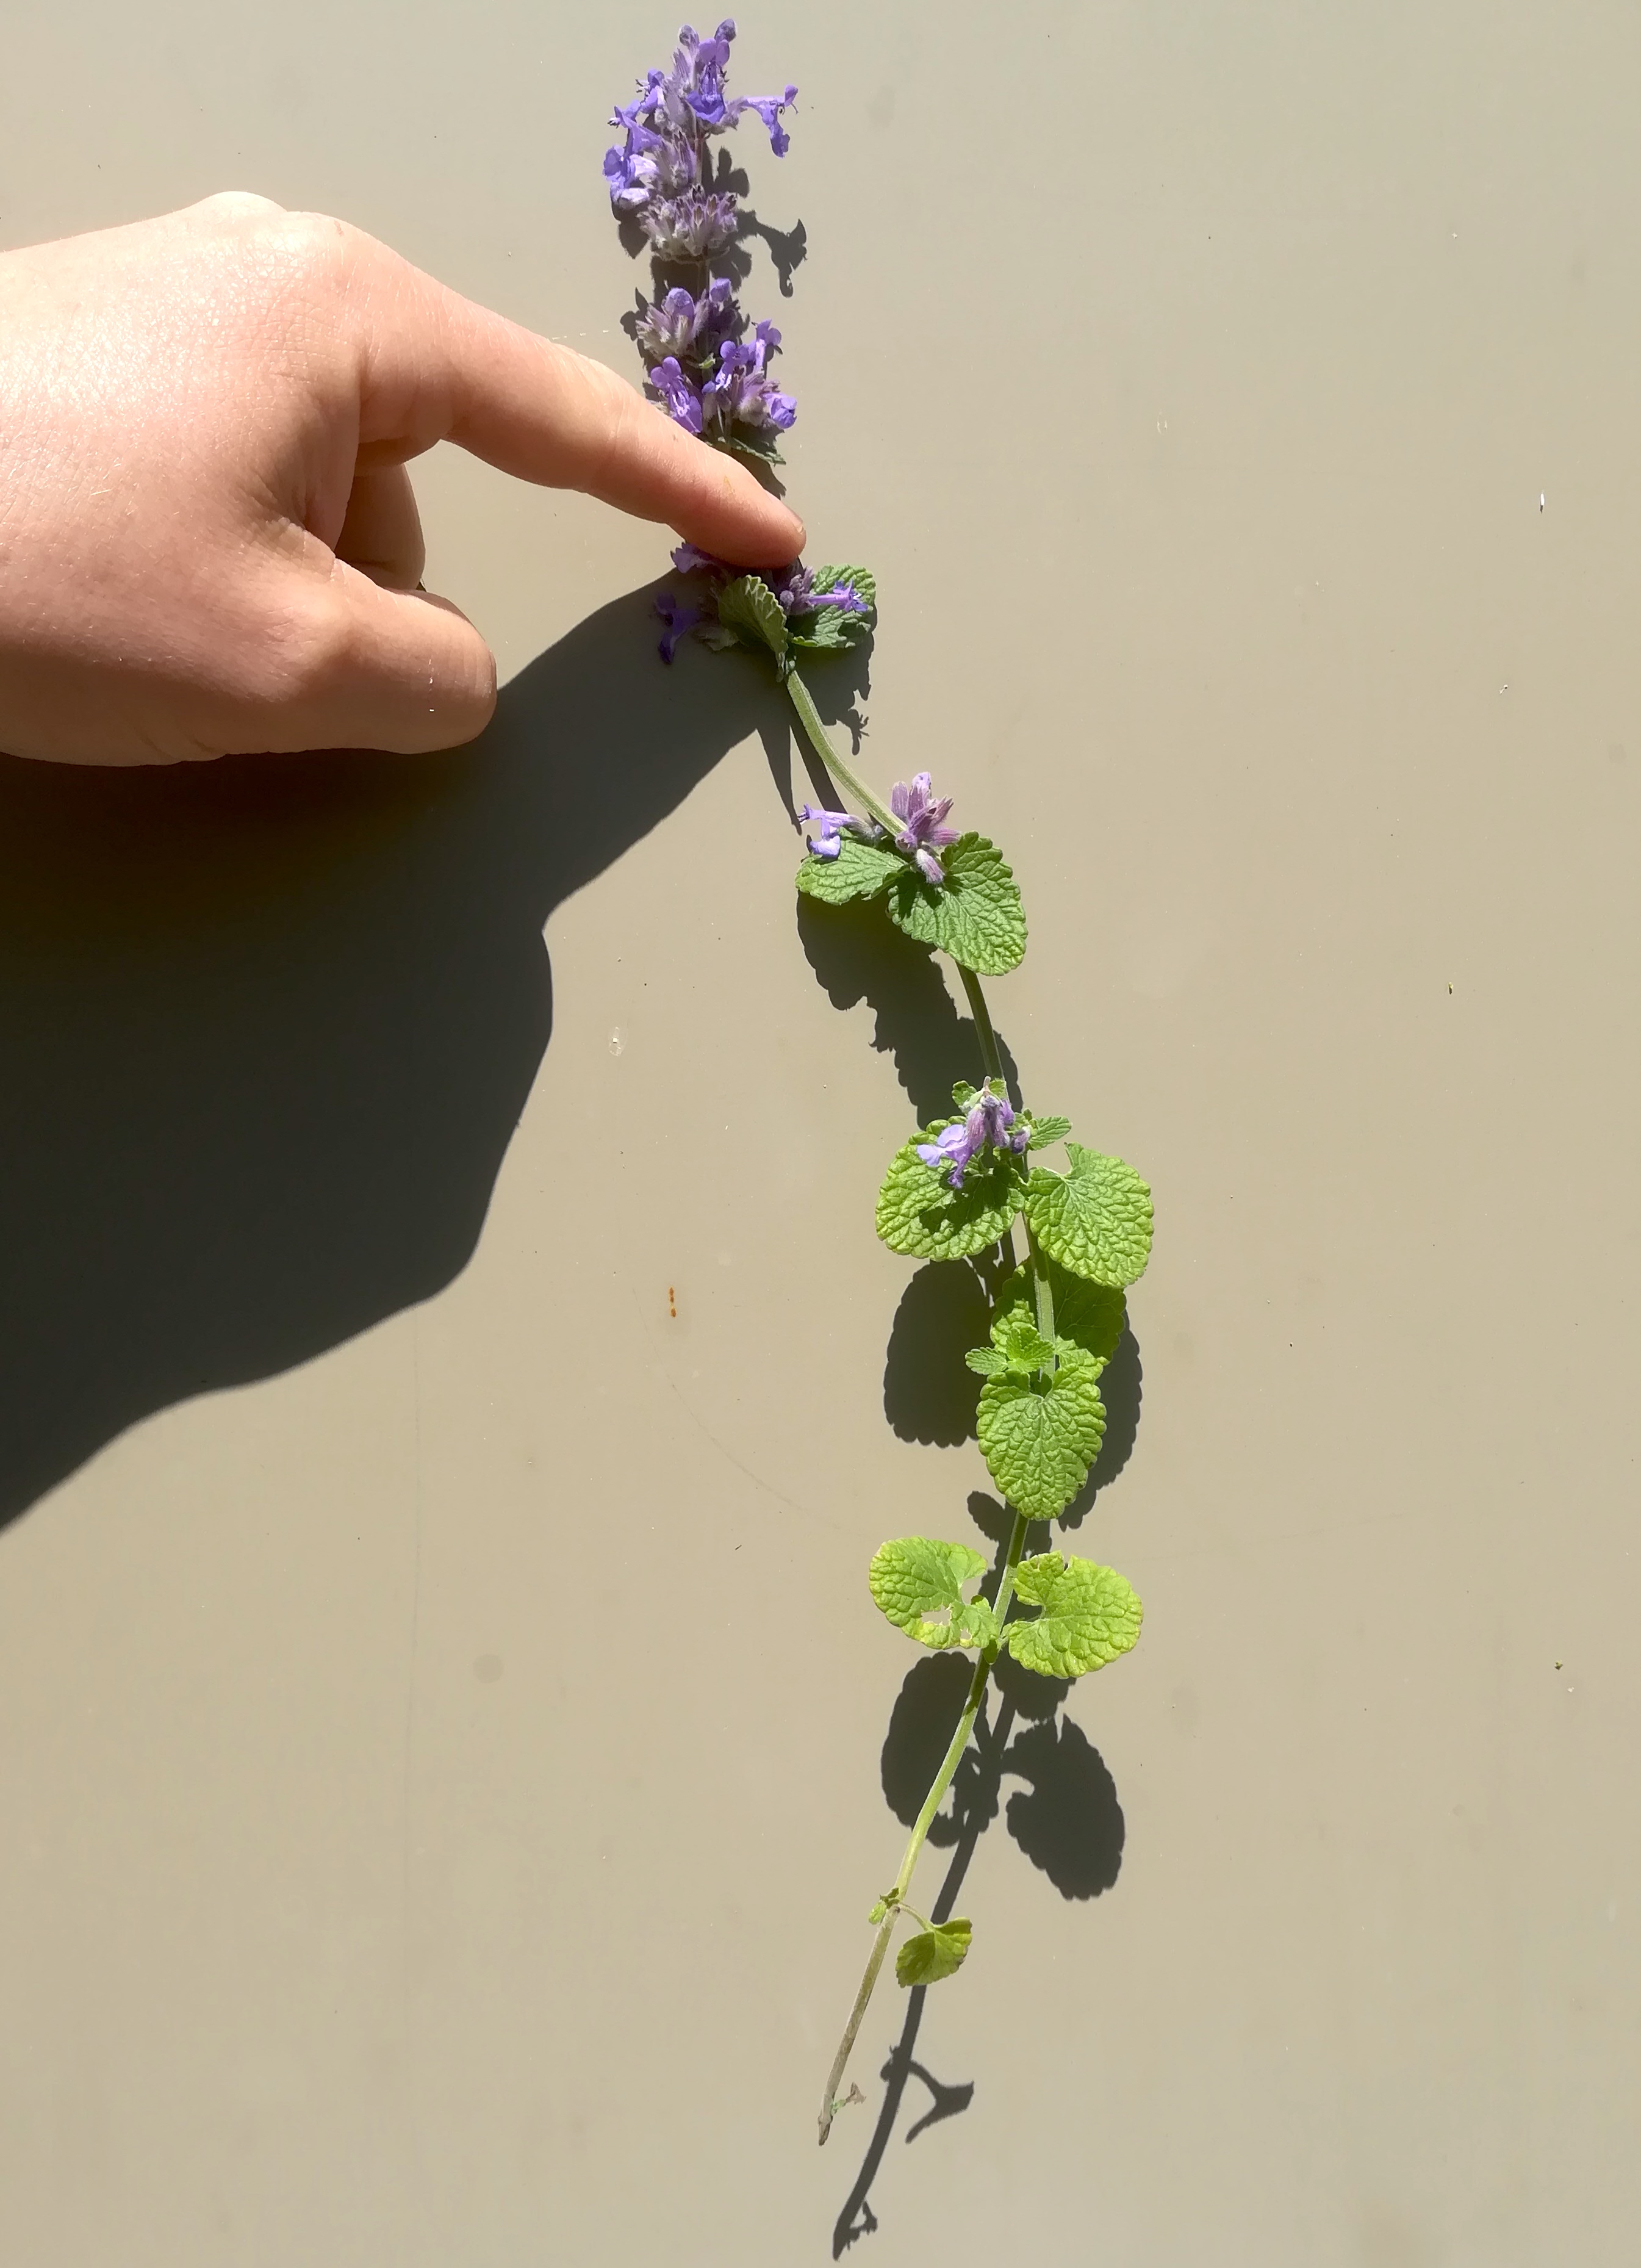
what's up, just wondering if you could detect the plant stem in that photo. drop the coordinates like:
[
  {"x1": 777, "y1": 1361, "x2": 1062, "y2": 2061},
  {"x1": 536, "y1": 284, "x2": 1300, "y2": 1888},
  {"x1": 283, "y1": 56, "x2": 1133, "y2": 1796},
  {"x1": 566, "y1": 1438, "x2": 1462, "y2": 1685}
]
[
  {"x1": 784, "y1": 665, "x2": 900, "y2": 835},
  {"x1": 787, "y1": 680, "x2": 1046, "y2": 2142},
  {"x1": 817, "y1": 1503, "x2": 1032, "y2": 2145},
  {"x1": 956, "y1": 963, "x2": 1007, "y2": 1093}
]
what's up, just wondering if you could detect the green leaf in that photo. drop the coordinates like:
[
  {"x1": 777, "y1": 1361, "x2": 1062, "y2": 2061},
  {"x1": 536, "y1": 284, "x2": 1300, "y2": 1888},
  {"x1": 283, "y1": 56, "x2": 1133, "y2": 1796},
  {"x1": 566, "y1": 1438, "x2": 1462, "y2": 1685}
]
[
  {"x1": 886, "y1": 834, "x2": 1027, "y2": 977},
  {"x1": 722, "y1": 428, "x2": 786, "y2": 466},
  {"x1": 875, "y1": 1128, "x2": 1023, "y2": 1261},
  {"x1": 1024, "y1": 1143, "x2": 1154, "y2": 1288},
  {"x1": 992, "y1": 1312, "x2": 1057, "y2": 1376},
  {"x1": 964, "y1": 1346, "x2": 1007, "y2": 1377},
  {"x1": 716, "y1": 574, "x2": 788, "y2": 663},
  {"x1": 868, "y1": 1538, "x2": 1000, "y2": 1651},
  {"x1": 794, "y1": 834, "x2": 902, "y2": 904},
  {"x1": 976, "y1": 1347, "x2": 1107, "y2": 1521},
  {"x1": 896, "y1": 1918, "x2": 972, "y2": 1987},
  {"x1": 1024, "y1": 1114, "x2": 1072, "y2": 1148},
  {"x1": 951, "y1": 1081, "x2": 980, "y2": 1111},
  {"x1": 1006, "y1": 1553, "x2": 1143, "y2": 1679},
  {"x1": 995, "y1": 1259, "x2": 1126, "y2": 1372},
  {"x1": 787, "y1": 608, "x2": 870, "y2": 654}
]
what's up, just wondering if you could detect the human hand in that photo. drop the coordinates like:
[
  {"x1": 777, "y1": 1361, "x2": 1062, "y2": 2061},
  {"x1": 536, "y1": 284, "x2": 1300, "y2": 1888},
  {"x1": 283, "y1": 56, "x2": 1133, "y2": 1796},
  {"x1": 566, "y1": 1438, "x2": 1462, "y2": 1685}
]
[{"x1": 0, "y1": 193, "x2": 805, "y2": 765}]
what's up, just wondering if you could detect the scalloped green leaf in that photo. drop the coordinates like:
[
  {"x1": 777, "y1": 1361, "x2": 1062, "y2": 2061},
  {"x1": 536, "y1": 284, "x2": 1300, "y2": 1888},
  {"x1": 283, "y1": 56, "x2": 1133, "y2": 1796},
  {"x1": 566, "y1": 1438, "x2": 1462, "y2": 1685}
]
[
  {"x1": 875, "y1": 1126, "x2": 1023, "y2": 1261},
  {"x1": 1024, "y1": 1114, "x2": 1072, "y2": 1148},
  {"x1": 896, "y1": 1918, "x2": 972, "y2": 1987},
  {"x1": 1024, "y1": 1143, "x2": 1154, "y2": 1288},
  {"x1": 990, "y1": 1311, "x2": 1057, "y2": 1376},
  {"x1": 721, "y1": 427, "x2": 786, "y2": 466},
  {"x1": 885, "y1": 834, "x2": 1027, "y2": 976},
  {"x1": 787, "y1": 608, "x2": 871, "y2": 654},
  {"x1": 1005, "y1": 1554, "x2": 1143, "y2": 1679},
  {"x1": 868, "y1": 1538, "x2": 1000, "y2": 1651},
  {"x1": 995, "y1": 1259, "x2": 1126, "y2": 1372},
  {"x1": 716, "y1": 574, "x2": 788, "y2": 662},
  {"x1": 794, "y1": 834, "x2": 902, "y2": 904},
  {"x1": 976, "y1": 1346, "x2": 1107, "y2": 1521}
]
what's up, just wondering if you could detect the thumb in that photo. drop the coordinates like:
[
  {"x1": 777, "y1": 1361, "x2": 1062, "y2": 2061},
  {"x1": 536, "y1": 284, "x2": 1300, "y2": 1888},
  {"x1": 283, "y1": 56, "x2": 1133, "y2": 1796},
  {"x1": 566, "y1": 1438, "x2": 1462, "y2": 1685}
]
[{"x1": 260, "y1": 563, "x2": 496, "y2": 755}]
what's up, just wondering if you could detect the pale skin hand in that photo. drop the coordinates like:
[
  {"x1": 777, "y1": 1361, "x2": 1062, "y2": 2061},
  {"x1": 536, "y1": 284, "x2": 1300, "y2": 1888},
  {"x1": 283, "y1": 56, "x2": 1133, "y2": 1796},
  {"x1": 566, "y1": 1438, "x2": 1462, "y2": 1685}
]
[{"x1": 0, "y1": 193, "x2": 805, "y2": 766}]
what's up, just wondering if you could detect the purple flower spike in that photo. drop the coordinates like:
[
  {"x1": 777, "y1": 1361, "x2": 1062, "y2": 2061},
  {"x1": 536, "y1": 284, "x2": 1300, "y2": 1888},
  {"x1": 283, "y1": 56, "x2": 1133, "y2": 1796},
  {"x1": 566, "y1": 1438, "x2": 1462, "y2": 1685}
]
[
  {"x1": 889, "y1": 772, "x2": 960, "y2": 885},
  {"x1": 916, "y1": 1084, "x2": 1022, "y2": 1190}
]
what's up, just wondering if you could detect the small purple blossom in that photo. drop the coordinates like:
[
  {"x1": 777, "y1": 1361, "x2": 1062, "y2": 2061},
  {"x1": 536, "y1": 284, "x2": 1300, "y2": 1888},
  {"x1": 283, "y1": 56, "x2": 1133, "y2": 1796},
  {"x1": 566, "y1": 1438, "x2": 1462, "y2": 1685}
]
[
  {"x1": 670, "y1": 540, "x2": 727, "y2": 579},
  {"x1": 655, "y1": 591, "x2": 706, "y2": 664},
  {"x1": 890, "y1": 774, "x2": 960, "y2": 885},
  {"x1": 642, "y1": 190, "x2": 740, "y2": 261},
  {"x1": 916, "y1": 1085, "x2": 1028, "y2": 1190},
  {"x1": 772, "y1": 564, "x2": 871, "y2": 617},
  {"x1": 603, "y1": 119, "x2": 698, "y2": 215},
  {"x1": 742, "y1": 85, "x2": 800, "y2": 156},
  {"x1": 700, "y1": 324, "x2": 795, "y2": 433},
  {"x1": 634, "y1": 278, "x2": 737, "y2": 364},
  {"x1": 799, "y1": 804, "x2": 881, "y2": 859},
  {"x1": 650, "y1": 327, "x2": 795, "y2": 445},
  {"x1": 648, "y1": 356, "x2": 705, "y2": 435}
]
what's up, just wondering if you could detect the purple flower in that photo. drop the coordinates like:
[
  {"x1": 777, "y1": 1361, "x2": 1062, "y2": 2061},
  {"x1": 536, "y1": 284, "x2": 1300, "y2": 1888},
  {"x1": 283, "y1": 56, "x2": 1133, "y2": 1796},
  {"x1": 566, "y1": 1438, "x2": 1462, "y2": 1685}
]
[
  {"x1": 702, "y1": 325, "x2": 796, "y2": 434},
  {"x1": 773, "y1": 564, "x2": 871, "y2": 617},
  {"x1": 916, "y1": 1085, "x2": 1027, "y2": 1190},
  {"x1": 891, "y1": 773, "x2": 960, "y2": 885},
  {"x1": 642, "y1": 190, "x2": 740, "y2": 260},
  {"x1": 742, "y1": 85, "x2": 800, "y2": 156},
  {"x1": 670, "y1": 539, "x2": 730, "y2": 580},
  {"x1": 799, "y1": 804, "x2": 880, "y2": 859},
  {"x1": 655, "y1": 591, "x2": 706, "y2": 664},
  {"x1": 603, "y1": 118, "x2": 698, "y2": 216},
  {"x1": 648, "y1": 356, "x2": 704, "y2": 434},
  {"x1": 634, "y1": 278, "x2": 737, "y2": 363}
]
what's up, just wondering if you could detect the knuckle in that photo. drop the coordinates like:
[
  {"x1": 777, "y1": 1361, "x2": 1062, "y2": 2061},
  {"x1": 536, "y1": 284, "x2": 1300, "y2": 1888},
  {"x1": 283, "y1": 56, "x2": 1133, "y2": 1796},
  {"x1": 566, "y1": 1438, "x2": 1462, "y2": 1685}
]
[
  {"x1": 252, "y1": 589, "x2": 356, "y2": 712},
  {"x1": 262, "y1": 207, "x2": 354, "y2": 292},
  {"x1": 195, "y1": 189, "x2": 285, "y2": 226}
]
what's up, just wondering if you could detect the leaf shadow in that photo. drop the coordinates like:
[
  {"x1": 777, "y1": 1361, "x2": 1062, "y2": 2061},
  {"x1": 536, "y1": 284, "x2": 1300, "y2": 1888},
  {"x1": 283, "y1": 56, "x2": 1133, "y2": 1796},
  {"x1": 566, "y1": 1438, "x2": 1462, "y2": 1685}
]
[
  {"x1": 832, "y1": 1619, "x2": 1126, "y2": 2254},
  {"x1": 881, "y1": 1262, "x2": 988, "y2": 1445}
]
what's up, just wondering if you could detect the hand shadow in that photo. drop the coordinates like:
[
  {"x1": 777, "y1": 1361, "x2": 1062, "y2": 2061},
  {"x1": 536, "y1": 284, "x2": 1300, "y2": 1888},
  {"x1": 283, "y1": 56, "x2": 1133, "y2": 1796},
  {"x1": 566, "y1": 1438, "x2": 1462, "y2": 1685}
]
[{"x1": 0, "y1": 588, "x2": 772, "y2": 1531}]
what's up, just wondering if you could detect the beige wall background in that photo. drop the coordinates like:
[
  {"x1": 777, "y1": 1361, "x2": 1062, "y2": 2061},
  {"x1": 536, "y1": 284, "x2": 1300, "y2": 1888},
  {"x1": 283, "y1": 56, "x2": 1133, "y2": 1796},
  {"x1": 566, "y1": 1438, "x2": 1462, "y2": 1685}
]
[{"x1": 1, "y1": 2, "x2": 1638, "y2": 2261}]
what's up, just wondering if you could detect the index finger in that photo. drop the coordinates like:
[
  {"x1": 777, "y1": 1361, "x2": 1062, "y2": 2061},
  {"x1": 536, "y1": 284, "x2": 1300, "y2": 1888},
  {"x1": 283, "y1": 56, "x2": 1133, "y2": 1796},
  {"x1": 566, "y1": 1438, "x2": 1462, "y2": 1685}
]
[{"x1": 340, "y1": 229, "x2": 806, "y2": 568}]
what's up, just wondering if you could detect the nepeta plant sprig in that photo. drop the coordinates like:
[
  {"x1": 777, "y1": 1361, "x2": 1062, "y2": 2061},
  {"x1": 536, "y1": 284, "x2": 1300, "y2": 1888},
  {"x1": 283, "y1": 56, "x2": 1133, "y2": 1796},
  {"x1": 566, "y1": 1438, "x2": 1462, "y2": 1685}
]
[{"x1": 605, "y1": 23, "x2": 1154, "y2": 2148}]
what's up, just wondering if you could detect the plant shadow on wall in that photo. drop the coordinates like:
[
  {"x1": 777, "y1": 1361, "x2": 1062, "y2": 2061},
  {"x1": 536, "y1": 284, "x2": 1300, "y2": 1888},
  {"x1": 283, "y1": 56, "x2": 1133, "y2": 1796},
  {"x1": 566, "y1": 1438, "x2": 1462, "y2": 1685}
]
[
  {"x1": 0, "y1": 585, "x2": 772, "y2": 1532},
  {"x1": 791, "y1": 813, "x2": 1142, "y2": 2256}
]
